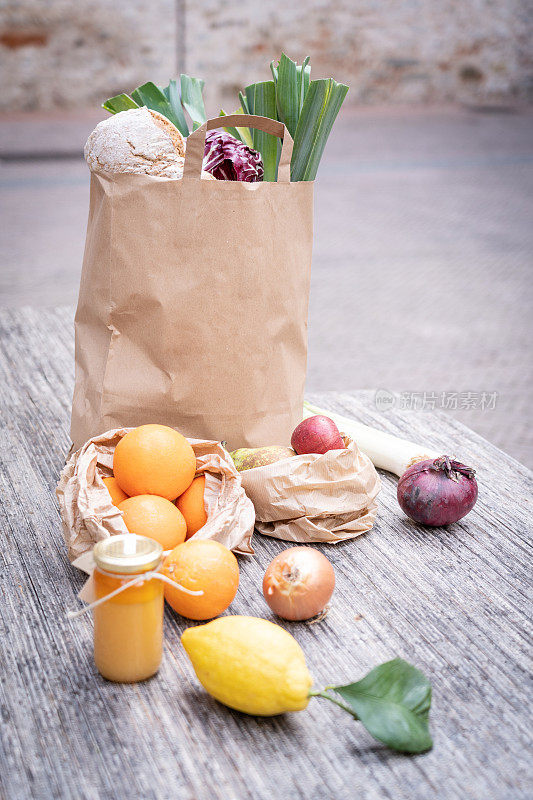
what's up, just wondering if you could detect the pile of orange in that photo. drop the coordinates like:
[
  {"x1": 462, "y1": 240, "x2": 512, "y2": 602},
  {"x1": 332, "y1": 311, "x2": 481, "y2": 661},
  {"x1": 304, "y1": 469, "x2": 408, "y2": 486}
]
[{"x1": 103, "y1": 424, "x2": 238, "y2": 620}]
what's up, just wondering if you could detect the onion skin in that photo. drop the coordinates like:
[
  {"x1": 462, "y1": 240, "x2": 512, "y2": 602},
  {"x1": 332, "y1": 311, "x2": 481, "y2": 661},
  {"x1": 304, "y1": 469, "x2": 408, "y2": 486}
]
[
  {"x1": 291, "y1": 415, "x2": 345, "y2": 456},
  {"x1": 262, "y1": 547, "x2": 335, "y2": 621},
  {"x1": 397, "y1": 456, "x2": 478, "y2": 527}
]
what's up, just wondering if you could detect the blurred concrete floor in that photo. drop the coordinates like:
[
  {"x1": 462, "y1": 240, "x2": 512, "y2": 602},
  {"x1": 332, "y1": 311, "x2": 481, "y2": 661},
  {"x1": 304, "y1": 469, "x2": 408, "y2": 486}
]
[{"x1": 1, "y1": 106, "x2": 532, "y2": 467}]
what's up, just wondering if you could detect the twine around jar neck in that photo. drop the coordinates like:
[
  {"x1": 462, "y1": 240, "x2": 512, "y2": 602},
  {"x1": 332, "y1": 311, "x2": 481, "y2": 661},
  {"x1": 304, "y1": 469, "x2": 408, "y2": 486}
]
[{"x1": 67, "y1": 567, "x2": 203, "y2": 621}]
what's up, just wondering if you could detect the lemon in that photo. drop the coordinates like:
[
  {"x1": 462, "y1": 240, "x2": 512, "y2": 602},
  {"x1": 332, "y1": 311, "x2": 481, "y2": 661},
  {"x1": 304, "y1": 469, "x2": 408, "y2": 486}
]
[{"x1": 181, "y1": 615, "x2": 313, "y2": 716}]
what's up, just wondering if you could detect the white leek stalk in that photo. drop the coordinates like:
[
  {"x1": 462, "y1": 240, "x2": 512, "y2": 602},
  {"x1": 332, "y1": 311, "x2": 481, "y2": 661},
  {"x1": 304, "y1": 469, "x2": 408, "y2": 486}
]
[{"x1": 303, "y1": 401, "x2": 440, "y2": 477}]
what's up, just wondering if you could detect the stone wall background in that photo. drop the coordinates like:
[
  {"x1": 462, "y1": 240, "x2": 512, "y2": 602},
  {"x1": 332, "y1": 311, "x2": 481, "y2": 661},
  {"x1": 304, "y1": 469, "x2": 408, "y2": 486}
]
[{"x1": 1, "y1": 0, "x2": 532, "y2": 112}]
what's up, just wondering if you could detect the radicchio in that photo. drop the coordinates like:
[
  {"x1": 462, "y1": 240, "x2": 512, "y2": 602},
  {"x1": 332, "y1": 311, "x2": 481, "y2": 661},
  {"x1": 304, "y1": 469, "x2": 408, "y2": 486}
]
[{"x1": 203, "y1": 131, "x2": 264, "y2": 182}]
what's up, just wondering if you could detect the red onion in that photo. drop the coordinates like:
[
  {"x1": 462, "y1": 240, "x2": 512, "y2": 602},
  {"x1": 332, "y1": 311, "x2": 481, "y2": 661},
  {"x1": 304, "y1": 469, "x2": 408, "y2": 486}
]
[
  {"x1": 291, "y1": 415, "x2": 345, "y2": 455},
  {"x1": 397, "y1": 456, "x2": 478, "y2": 526}
]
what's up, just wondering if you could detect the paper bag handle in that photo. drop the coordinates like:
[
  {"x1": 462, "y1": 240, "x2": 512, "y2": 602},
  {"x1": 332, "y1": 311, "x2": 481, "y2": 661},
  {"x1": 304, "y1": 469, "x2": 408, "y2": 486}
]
[{"x1": 183, "y1": 115, "x2": 293, "y2": 183}]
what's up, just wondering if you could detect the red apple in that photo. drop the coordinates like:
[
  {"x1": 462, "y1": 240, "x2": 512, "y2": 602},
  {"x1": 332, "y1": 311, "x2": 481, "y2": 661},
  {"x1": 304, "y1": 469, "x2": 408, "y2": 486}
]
[{"x1": 291, "y1": 415, "x2": 345, "y2": 455}]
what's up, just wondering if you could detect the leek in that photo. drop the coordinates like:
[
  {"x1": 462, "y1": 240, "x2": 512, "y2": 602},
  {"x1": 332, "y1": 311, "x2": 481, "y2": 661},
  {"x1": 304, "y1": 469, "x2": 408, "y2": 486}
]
[
  {"x1": 103, "y1": 75, "x2": 207, "y2": 138},
  {"x1": 230, "y1": 54, "x2": 348, "y2": 182}
]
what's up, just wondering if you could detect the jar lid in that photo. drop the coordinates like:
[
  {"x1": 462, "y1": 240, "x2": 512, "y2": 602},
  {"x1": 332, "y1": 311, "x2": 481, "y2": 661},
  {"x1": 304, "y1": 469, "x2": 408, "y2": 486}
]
[{"x1": 93, "y1": 534, "x2": 163, "y2": 574}]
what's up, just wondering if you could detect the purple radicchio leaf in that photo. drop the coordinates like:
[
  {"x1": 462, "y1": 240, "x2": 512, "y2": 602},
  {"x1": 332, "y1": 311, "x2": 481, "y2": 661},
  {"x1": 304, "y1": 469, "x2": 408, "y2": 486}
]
[{"x1": 203, "y1": 131, "x2": 264, "y2": 182}]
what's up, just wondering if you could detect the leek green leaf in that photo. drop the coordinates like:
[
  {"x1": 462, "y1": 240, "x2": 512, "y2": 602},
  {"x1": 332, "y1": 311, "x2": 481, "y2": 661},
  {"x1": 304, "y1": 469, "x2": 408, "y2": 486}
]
[
  {"x1": 291, "y1": 78, "x2": 349, "y2": 181},
  {"x1": 239, "y1": 90, "x2": 250, "y2": 115},
  {"x1": 180, "y1": 75, "x2": 207, "y2": 130},
  {"x1": 297, "y1": 56, "x2": 311, "y2": 111},
  {"x1": 219, "y1": 109, "x2": 254, "y2": 148},
  {"x1": 271, "y1": 59, "x2": 282, "y2": 119},
  {"x1": 244, "y1": 81, "x2": 279, "y2": 181},
  {"x1": 104, "y1": 75, "x2": 207, "y2": 139},
  {"x1": 275, "y1": 53, "x2": 299, "y2": 138},
  {"x1": 130, "y1": 82, "x2": 184, "y2": 132},
  {"x1": 237, "y1": 91, "x2": 252, "y2": 143},
  {"x1": 244, "y1": 85, "x2": 256, "y2": 119},
  {"x1": 234, "y1": 108, "x2": 254, "y2": 148},
  {"x1": 227, "y1": 107, "x2": 254, "y2": 148},
  {"x1": 219, "y1": 109, "x2": 243, "y2": 142},
  {"x1": 164, "y1": 79, "x2": 190, "y2": 136},
  {"x1": 102, "y1": 93, "x2": 139, "y2": 114}
]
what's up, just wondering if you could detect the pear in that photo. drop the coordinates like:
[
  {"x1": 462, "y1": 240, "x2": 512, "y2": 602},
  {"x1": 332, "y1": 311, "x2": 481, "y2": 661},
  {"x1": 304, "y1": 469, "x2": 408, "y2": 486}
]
[{"x1": 230, "y1": 446, "x2": 296, "y2": 471}]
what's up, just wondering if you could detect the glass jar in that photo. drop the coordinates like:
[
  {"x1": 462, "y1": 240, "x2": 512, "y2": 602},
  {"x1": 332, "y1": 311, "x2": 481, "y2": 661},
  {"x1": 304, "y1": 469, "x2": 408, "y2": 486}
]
[{"x1": 92, "y1": 534, "x2": 164, "y2": 682}]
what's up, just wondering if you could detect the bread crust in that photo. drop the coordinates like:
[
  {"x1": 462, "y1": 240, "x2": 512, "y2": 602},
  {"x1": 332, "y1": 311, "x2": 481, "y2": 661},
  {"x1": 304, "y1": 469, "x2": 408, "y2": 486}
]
[{"x1": 147, "y1": 109, "x2": 186, "y2": 157}]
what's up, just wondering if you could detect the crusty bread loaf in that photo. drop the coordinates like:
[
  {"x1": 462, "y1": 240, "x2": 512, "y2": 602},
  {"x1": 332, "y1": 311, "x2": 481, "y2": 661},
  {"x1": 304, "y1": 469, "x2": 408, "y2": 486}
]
[{"x1": 84, "y1": 107, "x2": 187, "y2": 178}]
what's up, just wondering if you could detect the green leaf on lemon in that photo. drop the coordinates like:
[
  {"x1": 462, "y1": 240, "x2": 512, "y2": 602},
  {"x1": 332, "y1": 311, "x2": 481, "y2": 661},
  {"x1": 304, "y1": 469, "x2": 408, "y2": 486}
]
[{"x1": 313, "y1": 658, "x2": 433, "y2": 754}]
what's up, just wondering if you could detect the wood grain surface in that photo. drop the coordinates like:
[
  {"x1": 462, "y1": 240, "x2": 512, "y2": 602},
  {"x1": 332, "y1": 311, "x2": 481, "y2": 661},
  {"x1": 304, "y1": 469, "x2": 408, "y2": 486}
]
[{"x1": 0, "y1": 306, "x2": 531, "y2": 800}]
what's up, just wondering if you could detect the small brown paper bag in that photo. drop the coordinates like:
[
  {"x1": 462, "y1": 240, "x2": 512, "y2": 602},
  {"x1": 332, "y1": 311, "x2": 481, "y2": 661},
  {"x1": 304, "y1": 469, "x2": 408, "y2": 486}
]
[
  {"x1": 238, "y1": 438, "x2": 380, "y2": 543},
  {"x1": 56, "y1": 428, "x2": 256, "y2": 565}
]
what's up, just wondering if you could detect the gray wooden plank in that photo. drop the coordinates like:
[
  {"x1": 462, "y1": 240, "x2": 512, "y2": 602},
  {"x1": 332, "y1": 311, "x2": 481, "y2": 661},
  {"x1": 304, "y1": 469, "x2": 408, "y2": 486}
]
[{"x1": 0, "y1": 306, "x2": 531, "y2": 800}]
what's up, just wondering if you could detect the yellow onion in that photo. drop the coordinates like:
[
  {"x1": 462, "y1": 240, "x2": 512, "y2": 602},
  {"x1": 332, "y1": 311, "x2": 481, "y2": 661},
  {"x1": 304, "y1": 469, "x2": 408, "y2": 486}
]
[{"x1": 262, "y1": 547, "x2": 335, "y2": 621}]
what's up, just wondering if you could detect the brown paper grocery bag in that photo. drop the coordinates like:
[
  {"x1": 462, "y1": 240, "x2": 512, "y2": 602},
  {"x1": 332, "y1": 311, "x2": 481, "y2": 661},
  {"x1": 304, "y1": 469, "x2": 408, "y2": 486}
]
[
  {"x1": 71, "y1": 115, "x2": 313, "y2": 451},
  {"x1": 56, "y1": 427, "x2": 256, "y2": 564},
  {"x1": 238, "y1": 437, "x2": 381, "y2": 543}
]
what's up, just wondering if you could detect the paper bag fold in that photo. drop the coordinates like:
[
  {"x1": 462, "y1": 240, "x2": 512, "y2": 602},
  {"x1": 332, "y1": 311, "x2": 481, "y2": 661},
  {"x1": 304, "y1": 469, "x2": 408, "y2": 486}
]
[{"x1": 239, "y1": 437, "x2": 380, "y2": 543}]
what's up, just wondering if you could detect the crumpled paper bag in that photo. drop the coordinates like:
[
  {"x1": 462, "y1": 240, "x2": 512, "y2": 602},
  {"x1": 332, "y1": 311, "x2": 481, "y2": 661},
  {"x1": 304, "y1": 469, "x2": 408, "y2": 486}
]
[
  {"x1": 56, "y1": 428, "x2": 256, "y2": 565},
  {"x1": 238, "y1": 437, "x2": 380, "y2": 543}
]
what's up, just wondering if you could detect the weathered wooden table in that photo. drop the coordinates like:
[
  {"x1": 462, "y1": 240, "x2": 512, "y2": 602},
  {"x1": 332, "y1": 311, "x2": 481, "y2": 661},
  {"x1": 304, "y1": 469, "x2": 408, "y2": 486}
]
[{"x1": 0, "y1": 306, "x2": 531, "y2": 800}]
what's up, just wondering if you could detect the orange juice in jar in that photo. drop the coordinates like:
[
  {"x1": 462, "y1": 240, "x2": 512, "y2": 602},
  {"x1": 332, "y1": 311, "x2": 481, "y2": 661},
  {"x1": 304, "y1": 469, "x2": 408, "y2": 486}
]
[{"x1": 92, "y1": 534, "x2": 164, "y2": 682}]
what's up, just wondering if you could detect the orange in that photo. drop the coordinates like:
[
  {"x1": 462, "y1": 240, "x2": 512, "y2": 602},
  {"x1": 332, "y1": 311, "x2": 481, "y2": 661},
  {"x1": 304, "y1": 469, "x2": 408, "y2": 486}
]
[
  {"x1": 176, "y1": 475, "x2": 207, "y2": 539},
  {"x1": 162, "y1": 540, "x2": 239, "y2": 620},
  {"x1": 102, "y1": 476, "x2": 128, "y2": 507},
  {"x1": 119, "y1": 495, "x2": 187, "y2": 550},
  {"x1": 113, "y1": 424, "x2": 196, "y2": 501}
]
